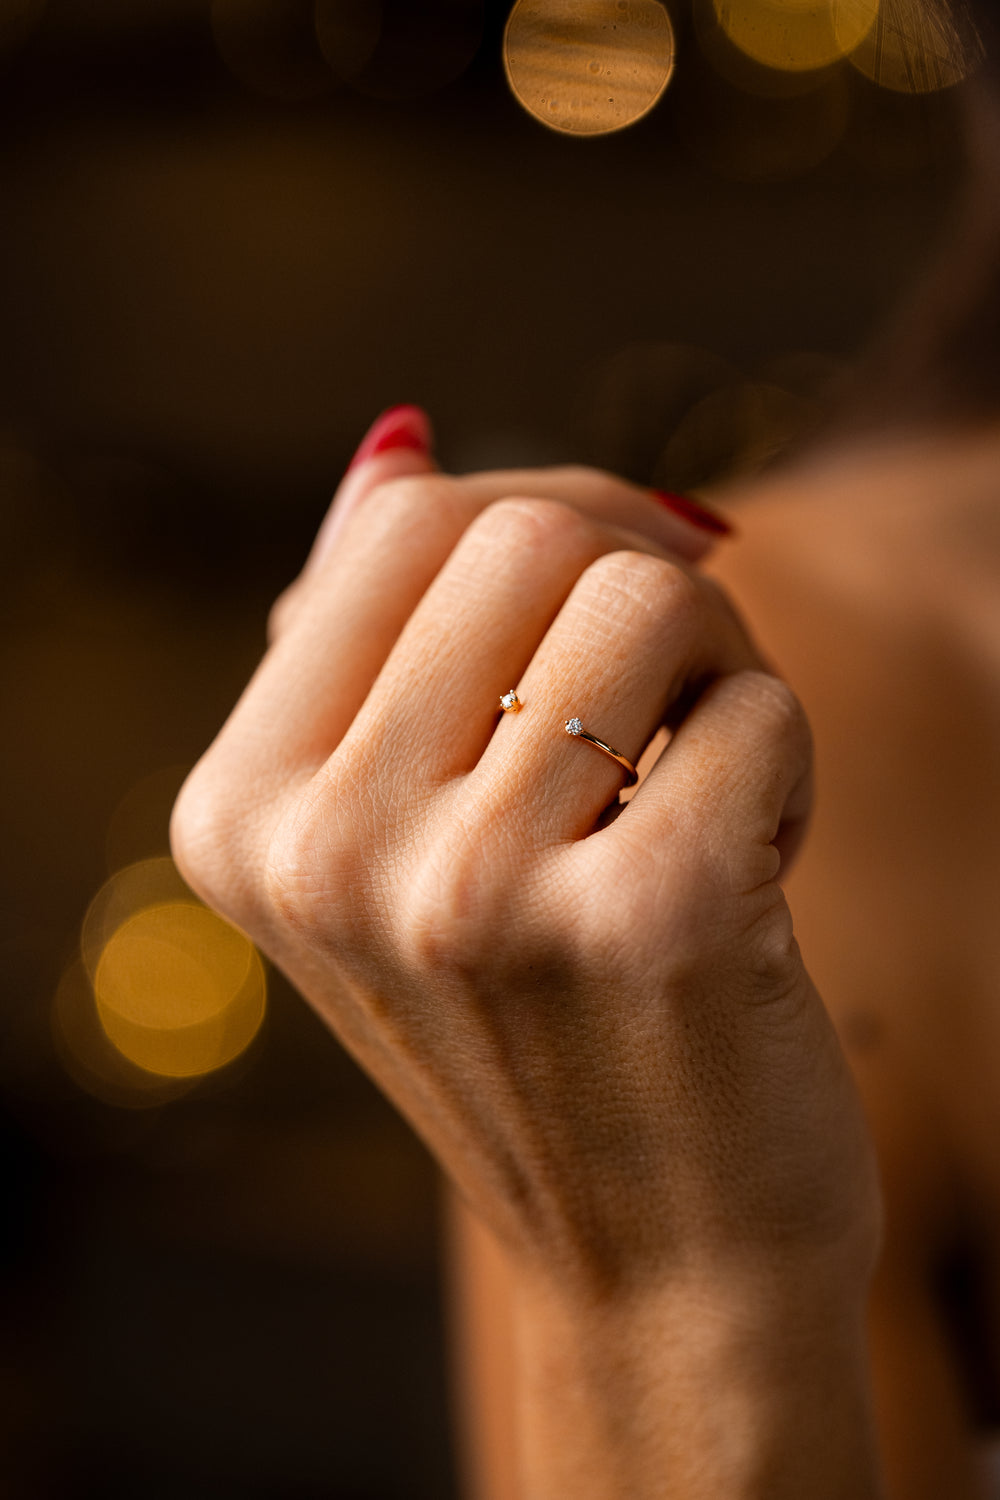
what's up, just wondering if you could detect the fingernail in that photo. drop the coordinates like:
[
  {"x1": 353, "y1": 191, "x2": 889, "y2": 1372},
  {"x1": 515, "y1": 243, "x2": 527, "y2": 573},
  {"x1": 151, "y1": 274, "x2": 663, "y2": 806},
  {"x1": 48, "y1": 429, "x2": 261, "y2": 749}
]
[
  {"x1": 651, "y1": 489, "x2": 733, "y2": 537},
  {"x1": 348, "y1": 405, "x2": 434, "y2": 470}
]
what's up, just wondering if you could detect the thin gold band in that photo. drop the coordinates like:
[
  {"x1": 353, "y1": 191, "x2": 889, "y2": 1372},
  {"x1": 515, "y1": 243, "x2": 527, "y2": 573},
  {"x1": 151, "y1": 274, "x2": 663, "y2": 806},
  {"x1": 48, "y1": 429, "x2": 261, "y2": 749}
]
[{"x1": 565, "y1": 719, "x2": 638, "y2": 787}]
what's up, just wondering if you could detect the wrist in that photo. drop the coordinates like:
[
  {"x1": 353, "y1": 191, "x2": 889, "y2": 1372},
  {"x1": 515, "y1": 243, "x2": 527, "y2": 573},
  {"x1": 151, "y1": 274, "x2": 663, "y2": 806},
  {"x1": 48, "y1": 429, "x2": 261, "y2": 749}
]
[{"x1": 509, "y1": 1266, "x2": 883, "y2": 1500}]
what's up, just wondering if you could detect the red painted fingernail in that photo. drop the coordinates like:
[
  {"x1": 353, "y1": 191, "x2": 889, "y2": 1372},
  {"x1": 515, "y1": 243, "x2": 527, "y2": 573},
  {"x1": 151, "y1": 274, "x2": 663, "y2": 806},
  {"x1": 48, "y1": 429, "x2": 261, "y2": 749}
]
[
  {"x1": 651, "y1": 489, "x2": 733, "y2": 536},
  {"x1": 348, "y1": 405, "x2": 433, "y2": 470}
]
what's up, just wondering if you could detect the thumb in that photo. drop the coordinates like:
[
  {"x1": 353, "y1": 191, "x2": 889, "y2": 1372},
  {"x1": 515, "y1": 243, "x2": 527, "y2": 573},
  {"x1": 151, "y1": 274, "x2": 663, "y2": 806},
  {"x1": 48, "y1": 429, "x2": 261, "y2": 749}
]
[{"x1": 305, "y1": 405, "x2": 436, "y2": 578}]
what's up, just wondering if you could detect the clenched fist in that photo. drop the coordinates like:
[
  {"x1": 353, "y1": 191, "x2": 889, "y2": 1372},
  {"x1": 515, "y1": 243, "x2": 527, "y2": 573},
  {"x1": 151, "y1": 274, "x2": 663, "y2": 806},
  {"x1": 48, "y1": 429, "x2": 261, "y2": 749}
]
[{"x1": 172, "y1": 412, "x2": 879, "y2": 1305}]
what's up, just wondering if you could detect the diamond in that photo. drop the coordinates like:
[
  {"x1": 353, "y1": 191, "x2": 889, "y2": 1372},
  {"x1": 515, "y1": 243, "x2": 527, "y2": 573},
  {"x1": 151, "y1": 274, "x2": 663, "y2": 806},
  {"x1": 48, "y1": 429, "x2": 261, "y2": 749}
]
[
  {"x1": 500, "y1": 691, "x2": 521, "y2": 713},
  {"x1": 565, "y1": 717, "x2": 584, "y2": 736}
]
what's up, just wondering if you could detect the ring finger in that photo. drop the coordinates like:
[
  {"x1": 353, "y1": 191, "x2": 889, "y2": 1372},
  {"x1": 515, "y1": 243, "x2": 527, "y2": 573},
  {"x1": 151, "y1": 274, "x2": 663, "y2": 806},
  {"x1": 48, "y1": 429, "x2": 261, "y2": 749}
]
[
  {"x1": 473, "y1": 549, "x2": 758, "y2": 842},
  {"x1": 333, "y1": 501, "x2": 757, "y2": 843}
]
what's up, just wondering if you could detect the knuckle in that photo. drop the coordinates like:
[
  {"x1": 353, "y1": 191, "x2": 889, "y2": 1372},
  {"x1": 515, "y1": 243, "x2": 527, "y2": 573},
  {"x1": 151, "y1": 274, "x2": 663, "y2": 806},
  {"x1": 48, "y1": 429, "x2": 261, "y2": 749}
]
[
  {"x1": 169, "y1": 759, "x2": 252, "y2": 924},
  {"x1": 394, "y1": 831, "x2": 492, "y2": 976},
  {"x1": 260, "y1": 803, "x2": 314, "y2": 932},
  {"x1": 730, "y1": 888, "x2": 806, "y2": 1002},
  {"x1": 466, "y1": 495, "x2": 590, "y2": 557},
  {"x1": 361, "y1": 472, "x2": 458, "y2": 535},
  {"x1": 261, "y1": 778, "x2": 361, "y2": 944},
  {"x1": 394, "y1": 821, "x2": 548, "y2": 985},
  {"x1": 579, "y1": 550, "x2": 701, "y2": 628},
  {"x1": 260, "y1": 779, "x2": 520, "y2": 984},
  {"x1": 738, "y1": 670, "x2": 810, "y2": 753}
]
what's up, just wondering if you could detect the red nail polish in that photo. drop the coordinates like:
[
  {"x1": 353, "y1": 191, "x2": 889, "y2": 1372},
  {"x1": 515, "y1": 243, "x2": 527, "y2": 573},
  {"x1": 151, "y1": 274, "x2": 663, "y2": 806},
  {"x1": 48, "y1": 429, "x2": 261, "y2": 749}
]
[
  {"x1": 348, "y1": 405, "x2": 433, "y2": 470},
  {"x1": 651, "y1": 489, "x2": 733, "y2": 536}
]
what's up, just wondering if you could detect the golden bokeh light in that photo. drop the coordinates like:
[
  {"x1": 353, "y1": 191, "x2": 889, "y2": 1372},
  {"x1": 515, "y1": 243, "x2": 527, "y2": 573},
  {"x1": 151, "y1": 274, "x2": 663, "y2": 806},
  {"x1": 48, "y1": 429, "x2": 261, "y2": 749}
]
[
  {"x1": 713, "y1": 0, "x2": 879, "y2": 74},
  {"x1": 94, "y1": 902, "x2": 266, "y2": 1078},
  {"x1": 82, "y1": 857, "x2": 192, "y2": 984},
  {"x1": 75, "y1": 858, "x2": 268, "y2": 1088},
  {"x1": 843, "y1": 0, "x2": 981, "y2": 93},
  {"x1": 503, "y1": 0, "x2": 675, "y2": 137},
  {"x1": 52, "y1": 960, "x2": 195, "y2": 1109},
  {"x1": 694, "y1": 0, "x2": 838, "y2": 97},
  {"x1": 98, "y1": 903, "x2": 252, "y2": 1029}
]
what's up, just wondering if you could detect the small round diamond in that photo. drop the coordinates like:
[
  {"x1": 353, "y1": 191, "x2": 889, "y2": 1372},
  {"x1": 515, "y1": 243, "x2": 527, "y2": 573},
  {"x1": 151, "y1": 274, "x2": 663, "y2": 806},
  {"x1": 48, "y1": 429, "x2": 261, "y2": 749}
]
[
  {"x1": 500, "y1": 691, "x2": 521, "y2": 713},
  {"x1": 565, "y1": 717, "x2": 584, "y2": 736}
]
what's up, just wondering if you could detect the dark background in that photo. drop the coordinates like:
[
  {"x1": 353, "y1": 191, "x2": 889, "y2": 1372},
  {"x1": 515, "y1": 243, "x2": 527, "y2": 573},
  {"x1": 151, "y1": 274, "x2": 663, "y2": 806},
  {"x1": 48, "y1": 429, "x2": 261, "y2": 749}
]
[{"x1": 0, "y1": 1, "x2": 971, "y2": 1494}]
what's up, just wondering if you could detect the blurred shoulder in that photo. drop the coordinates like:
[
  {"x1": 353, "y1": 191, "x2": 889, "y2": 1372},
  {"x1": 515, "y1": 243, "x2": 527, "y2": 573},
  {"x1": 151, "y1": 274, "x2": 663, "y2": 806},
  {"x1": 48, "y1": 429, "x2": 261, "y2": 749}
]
[
  {"x1": 704, "y1": 426, "x2": 1000, "y2": 1059},
  {"x1": 705, "y1": 428, "x2": 1000, "y2": 823},
  {"x1": 706, "y1": 428, "x2": 1000, "y2": 1494}
]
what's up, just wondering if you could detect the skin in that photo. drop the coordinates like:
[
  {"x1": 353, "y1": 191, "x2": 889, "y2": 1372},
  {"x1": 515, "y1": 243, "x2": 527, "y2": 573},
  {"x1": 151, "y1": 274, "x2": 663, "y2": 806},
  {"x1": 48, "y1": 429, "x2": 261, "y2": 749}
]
[
  {"x1": 448, "y1": 425, "x2": 1000, "y2": 1499},
  {"x1": 171, "y1": 441, "x2": 891, "y2": 1496}
]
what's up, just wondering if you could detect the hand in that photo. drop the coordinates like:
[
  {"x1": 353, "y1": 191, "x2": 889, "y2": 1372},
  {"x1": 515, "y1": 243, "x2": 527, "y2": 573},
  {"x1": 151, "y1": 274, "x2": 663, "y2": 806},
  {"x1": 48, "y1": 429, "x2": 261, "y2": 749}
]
[{"x1": 172, "y1": 414, "x2": 880, "y2": 1301}]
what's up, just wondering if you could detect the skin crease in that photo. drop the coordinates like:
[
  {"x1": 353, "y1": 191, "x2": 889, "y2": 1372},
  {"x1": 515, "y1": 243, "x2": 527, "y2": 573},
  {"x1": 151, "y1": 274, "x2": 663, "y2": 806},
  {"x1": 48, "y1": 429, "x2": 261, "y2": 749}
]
[{"x1": 172, "y1": 446, "x2": 889, "y2": 1498}]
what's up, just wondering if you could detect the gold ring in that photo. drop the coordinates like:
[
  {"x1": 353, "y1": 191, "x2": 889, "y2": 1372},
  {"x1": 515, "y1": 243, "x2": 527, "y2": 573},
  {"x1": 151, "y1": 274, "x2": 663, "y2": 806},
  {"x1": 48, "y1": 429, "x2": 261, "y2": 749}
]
[{"x1": 564, "y1": 717, "x2": 637, "y2": 787}]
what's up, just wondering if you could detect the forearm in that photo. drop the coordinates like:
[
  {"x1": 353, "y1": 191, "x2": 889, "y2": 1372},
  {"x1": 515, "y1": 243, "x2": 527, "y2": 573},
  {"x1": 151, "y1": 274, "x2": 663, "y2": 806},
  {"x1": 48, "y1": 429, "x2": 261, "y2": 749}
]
[{"x1": 510, "y1": 1266, "x2": 884, "y2": 1500}]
